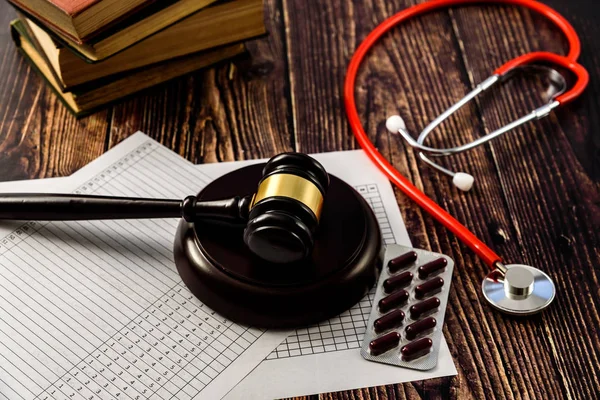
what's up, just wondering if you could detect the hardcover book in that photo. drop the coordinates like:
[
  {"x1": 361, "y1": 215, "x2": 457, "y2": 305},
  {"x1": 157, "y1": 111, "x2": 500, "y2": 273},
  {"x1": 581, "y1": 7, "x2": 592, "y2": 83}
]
[{"x1": 11, "y1": 19, "x2": 246, "y2": 117}]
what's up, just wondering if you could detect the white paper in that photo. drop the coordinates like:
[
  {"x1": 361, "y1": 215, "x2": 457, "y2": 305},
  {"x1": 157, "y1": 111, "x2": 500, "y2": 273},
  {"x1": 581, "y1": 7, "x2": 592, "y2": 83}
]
[
  {"x1": 0, "y1": 132, "x2": 289, "y2": 400},
  {"x1": 193, "y1": 151, "x2": 457, "y2": 399},
  {"x1": 0, "y1": 137, "x2": 457, "y2": 400}
]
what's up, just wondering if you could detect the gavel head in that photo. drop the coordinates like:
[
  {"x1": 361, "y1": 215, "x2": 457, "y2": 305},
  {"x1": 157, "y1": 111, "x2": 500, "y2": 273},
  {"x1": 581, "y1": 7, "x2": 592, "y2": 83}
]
[{"x1": 243, "y1": 153, "x2": 330, "y2": 264}]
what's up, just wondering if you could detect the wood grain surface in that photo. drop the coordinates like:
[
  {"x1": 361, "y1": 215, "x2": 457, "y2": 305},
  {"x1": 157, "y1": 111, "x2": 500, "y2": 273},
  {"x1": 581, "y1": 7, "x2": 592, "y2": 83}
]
[{"x1": 1, "y1": 0, "x2": 599, "y2": 399}]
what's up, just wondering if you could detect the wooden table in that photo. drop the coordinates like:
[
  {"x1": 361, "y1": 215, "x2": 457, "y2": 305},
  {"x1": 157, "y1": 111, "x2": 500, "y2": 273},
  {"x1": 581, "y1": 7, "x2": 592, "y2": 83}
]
[{"x1": 1, "y1": 1, "x2": 598, "y2": 399}]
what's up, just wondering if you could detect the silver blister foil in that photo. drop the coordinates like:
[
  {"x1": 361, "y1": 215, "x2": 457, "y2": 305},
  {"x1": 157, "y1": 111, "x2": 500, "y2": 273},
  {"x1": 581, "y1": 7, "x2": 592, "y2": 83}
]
[{"x1": 360, "y1": 244, "x2": 454, "y2": 370}]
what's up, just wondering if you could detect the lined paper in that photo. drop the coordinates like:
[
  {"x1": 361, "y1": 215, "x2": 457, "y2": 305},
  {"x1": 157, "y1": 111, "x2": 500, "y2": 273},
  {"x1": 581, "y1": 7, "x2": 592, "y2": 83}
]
[
  {"x1": 0, "y1": 134, "x2": 457, "y2": 400},
  {"x1": 0, "y1": 134, "x2": 289, "y2": 400}
]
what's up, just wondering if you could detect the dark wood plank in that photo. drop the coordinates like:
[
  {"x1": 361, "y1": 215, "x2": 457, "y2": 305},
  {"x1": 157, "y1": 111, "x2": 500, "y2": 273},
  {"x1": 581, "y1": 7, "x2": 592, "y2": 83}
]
[
  {"x1": 0, "y1": 0, "x2": 598, "y2": 399},
  {"x1": 0, "y1": 7, "x2": 110, "y2": 182},
  {"x1": 449, "y1": 4, "x2": 600, "y2": 399}
]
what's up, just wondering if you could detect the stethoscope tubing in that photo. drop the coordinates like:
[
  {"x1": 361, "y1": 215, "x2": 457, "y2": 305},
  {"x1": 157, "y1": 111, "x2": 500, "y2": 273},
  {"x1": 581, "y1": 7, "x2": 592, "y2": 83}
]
[{"x1": 343, "y1": 0, "x2": 585, "y2": 270}]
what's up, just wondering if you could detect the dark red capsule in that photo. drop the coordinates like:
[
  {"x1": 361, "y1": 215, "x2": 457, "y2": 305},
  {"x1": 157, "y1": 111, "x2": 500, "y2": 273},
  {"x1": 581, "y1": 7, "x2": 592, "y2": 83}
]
[
  {"x1": 414, "y1": 277, "x2": 444, "y2": 299},
  {"x1": 378, "y1": 289, "x2": 409, "y2": 313},
  {"x1": 409, "y1": 297, "x2": 441, "y2": 320},
  {"x1": 418, "y1": 258, "x2": 447, "y2": 279},
  {"x1": 388, "y1": 251, "x2": 418, "y2": 273},
  {"x1": 383, "y1": 271, "x2": 413, "y2": 293},
  {"x1": 405, "y1": 317, "x2": 437, "y2": 340},
  {"x1": 401, "y1": 337, "x2": 433, "y2": 361},
  {"x1": 369, "y1": 331, "x2": 400, "y2": 356},
  {"x1": 374, "y1": 309, "x2": 405, "y2": 333}
]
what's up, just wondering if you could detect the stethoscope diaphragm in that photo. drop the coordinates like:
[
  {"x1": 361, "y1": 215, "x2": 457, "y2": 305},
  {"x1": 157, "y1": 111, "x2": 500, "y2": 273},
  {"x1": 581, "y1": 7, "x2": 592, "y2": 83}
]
[{"x1": 481, "y1": 264, "x2": 556, "y2": 316}]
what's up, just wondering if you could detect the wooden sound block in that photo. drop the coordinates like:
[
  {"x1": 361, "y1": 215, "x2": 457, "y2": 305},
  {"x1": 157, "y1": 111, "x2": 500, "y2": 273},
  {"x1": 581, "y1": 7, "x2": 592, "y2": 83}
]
[{"x1": 173, "y1": 163, "x2": 383, "y2": 328}]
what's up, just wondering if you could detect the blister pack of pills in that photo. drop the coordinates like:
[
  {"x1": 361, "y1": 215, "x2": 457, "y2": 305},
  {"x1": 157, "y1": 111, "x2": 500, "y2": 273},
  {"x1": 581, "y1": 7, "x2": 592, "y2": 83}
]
[{"x1": 360, "y1": 244, "x2": 453, "y2": 370}]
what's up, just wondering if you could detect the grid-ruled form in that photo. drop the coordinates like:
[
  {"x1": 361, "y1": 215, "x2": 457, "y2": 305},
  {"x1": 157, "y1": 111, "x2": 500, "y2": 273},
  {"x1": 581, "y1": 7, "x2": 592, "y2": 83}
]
[
  {"x1": 0, "y1": 134, "x2": 288, "y2": 400},
  {"x1": 0, "y1": 135, "x2": 457, "y2": 400}
]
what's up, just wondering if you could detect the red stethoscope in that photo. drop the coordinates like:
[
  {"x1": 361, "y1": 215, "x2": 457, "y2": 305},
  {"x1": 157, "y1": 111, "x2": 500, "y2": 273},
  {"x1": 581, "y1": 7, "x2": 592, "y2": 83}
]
[{"x1": 344, "y1": 0, "x2": 589, "y2": 315}]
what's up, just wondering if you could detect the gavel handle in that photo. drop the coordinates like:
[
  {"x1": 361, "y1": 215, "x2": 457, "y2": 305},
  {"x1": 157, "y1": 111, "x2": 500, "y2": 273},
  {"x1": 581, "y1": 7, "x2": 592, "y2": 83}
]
[{"x1": 0, "y1": 194, "x2": 251, "y2": 222}]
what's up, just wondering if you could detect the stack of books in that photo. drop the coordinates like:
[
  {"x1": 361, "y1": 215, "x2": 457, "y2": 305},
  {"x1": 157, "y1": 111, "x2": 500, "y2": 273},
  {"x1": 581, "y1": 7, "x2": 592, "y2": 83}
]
[{"x1": 6, "y1": 0, "x2": 265, "y2": 117}]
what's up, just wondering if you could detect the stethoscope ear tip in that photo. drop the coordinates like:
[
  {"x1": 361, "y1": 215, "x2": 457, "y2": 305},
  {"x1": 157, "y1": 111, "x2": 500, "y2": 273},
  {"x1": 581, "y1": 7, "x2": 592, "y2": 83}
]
[
  {"x1": 386, "y1": 115, "x2": 406, "y2": 134},
  {"x1": 481, "y1": 264, "x2": 556, "y2": 316},
  {"x1": 452, "y1": 173, "x2": 475, "y2": 191}
]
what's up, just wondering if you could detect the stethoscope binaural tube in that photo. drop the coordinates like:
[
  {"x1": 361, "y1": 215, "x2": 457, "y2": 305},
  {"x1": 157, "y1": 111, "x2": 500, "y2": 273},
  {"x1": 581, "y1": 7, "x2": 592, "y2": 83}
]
[{"x1": 343, "y1": 0, "x2": 587, "y2": 315}]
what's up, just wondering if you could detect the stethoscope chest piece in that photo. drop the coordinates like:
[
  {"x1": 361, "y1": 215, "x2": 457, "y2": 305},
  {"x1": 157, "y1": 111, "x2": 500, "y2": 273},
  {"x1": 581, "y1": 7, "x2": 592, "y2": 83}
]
[{"x1": 482, "y1": 264, "x2": 556, "y2": 316}]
